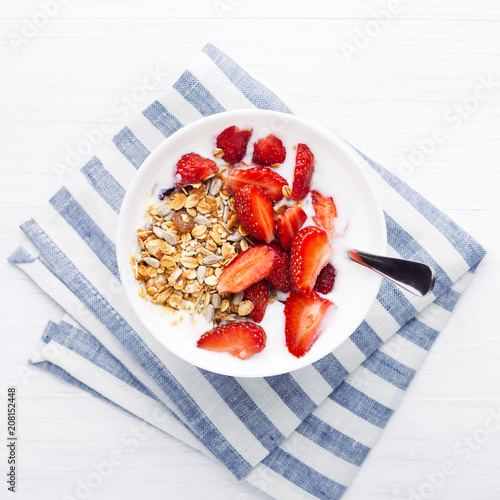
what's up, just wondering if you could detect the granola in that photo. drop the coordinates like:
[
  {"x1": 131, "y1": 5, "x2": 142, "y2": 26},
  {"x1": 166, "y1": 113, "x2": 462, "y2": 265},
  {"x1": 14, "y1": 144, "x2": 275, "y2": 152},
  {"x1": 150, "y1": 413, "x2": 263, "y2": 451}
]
[{"x1": 131, "y1": 171, "x2": 254, "y2": 324}]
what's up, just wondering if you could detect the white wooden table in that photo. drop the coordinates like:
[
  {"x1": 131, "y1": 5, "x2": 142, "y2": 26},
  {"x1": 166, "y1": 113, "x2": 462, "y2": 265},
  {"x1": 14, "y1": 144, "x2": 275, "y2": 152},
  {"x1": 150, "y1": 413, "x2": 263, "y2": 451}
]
[{"x1": 1, "y1": 2, "x2": 499, "y2": 499}]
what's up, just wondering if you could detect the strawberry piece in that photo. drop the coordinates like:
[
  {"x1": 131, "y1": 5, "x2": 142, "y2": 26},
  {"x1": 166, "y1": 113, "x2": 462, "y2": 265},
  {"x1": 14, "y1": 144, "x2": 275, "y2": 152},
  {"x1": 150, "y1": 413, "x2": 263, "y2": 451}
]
[
  {"x1": 266, "y1": 241, "x2": 291, "y2": 293},
  {"x1": 197, "y1": 322, "x2": 266, "y2": 360},
  {"x1": 290, "y1": 226, "x2": 333, "y2": 295},
  {"x1": 234, "y1": 185, "x2": 276, "y2": 243},
  {"x1": 284, "y1": 290, "x2": 335, "y2": 358},
  {"x1": 227, "y1": 167, "x2": 288, "y2": 202},
  {"x1": 252, "y1": 134, "x2": 286, "y2": 166},
  {"x1": 311, "y1": 190, "x2": 338, "y2": 239},
  {"x1": 174, "y1": 153, "x2": 218, "y2": 187},
  {"x1": 216, "y1": 125, "x2": 252, "y2": 164},
  {"x1": 314, "y1": 263, "x2": 336, "y2": 295},
  {"x1": 291, "y1": 143, "x2": 314, "y2": 200},
  {"x1": 217, "y1": 245, "x2": 275, "y2": 293},
  {"x1": 277, "y1": 206, "x2": 307, "y2": 250},
  {"x1": 243, "y1": 281, "x2": 269, "y2": 323}
]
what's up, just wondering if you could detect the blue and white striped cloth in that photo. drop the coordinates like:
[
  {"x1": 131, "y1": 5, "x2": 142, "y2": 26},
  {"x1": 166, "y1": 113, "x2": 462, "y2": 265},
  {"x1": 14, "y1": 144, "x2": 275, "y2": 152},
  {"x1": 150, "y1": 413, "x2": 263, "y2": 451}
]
[{"x1": 9, "y1": 44, "x2": 486, "y2": 499}]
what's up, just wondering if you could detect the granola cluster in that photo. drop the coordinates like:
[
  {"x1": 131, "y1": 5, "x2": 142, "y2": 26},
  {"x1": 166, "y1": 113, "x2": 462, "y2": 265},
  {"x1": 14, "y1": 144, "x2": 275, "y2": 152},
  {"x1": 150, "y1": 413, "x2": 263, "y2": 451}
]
[{"x1": 131, "y1": 170, "x2": 262, "y2": 324}]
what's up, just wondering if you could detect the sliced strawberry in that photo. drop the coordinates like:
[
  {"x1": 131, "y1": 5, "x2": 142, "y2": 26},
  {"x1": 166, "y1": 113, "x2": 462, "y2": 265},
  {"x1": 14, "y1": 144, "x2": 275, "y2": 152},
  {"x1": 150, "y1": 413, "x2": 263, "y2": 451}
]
[
  {"x1": 227, "y1": 167, "x2": 288, "y2": 202},
  {"x1": 252, "y1": 134, "x2": 286, "y2": 166},
  {"x1": 285, "y1": 290, "x2": 335, "y2": 358},
  {"x1": 197, "y1": 322, "x2": 266, "y2": 360},
  {"x1": 234, "y1": 185, "x2": 276, "y2": 243},
  {"x1": 290, "y1": 226, "x2": 333, "y2": 295},
  {"x1": 311, "y1": 190, "x2": 338, "y2": 239},
  {"x1": 291, "y1": 143, "x2": 314, "y2": 200},
  {"x1": 217, "y1": 245, "x2": 275, "y2": 293},
  {"x1": 266, "y1": 241, "x2": 291, "y2": 293},
  {"x1": 216, "y1": 125, "x2": 252, "y2": 164},
  {"x1": 174, "y1": 153, "x2": 218, "y2": 187},
  {"x1": 243, "y1": 281, "x2": 269, "y2": 323},
  {"x1": 314, "y1": 263, "x2": 336, "y2": 295},
  {"x1": 277, "y1": 206, "x2": 307, "y2": 250}
]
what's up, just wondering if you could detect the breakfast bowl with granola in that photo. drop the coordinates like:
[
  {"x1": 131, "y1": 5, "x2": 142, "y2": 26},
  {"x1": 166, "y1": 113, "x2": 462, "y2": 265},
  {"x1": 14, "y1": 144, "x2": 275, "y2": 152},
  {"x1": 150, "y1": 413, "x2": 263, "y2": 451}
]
[{"x1": 116, "y1": 110, "x2": 387, "y2": 377}]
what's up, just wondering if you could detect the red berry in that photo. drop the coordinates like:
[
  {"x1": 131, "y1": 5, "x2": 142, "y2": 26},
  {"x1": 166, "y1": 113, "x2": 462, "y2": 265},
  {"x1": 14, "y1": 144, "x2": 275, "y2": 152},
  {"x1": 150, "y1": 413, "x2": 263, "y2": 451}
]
[
  {"x1": 197, "y1": 322, "x2": 266, "y2": 360},
  {"x1": 276, "y1": 206, "x2": 307, "y2": 250},
  {"x1": 314, "y1": 263, "x2": 336, "y2": 295},
  {"x1": 216, "y1": 125, "x2": 252, "y2": 164},
  {"x1": 285, "y1": 290, "x2": 335, "y2": 358},
  {"x1": 174, "y1": 153, "x2": 218, "y2": 187},
  {"x1": 291, "y1": 144, "x2": 314, "y2": 200},
  {"x1": 311, "y1": 190, "x2": 338, "y2": 239},
  {"x1": 290, "y1": 226, "x2": 333, "y2": 295},
  {"x1": 252, "y1": 134, "x2": 287, "y2": 166},
  {"x1": 243, "y1": 281, "x2": 269, "y2": 323},
  {"x1": 234, "y1": 185, "x2": 276, "y2": 243},
  {"x1": 217, "y1": 245, "x2": 275, "y2": 294},
  {"x1": 227, "y1": 167, "x2": 288, "y2": 202},
  {"x1": 266, "y1": 241, "x2": 291, "y2": 293}
]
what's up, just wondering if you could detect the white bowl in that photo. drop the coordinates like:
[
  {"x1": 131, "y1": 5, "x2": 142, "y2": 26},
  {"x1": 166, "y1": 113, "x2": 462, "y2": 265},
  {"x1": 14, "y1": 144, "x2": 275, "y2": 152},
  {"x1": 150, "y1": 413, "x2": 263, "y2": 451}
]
[{"x1": 117, "y1": 110, "x2": 387, "y2": 377}]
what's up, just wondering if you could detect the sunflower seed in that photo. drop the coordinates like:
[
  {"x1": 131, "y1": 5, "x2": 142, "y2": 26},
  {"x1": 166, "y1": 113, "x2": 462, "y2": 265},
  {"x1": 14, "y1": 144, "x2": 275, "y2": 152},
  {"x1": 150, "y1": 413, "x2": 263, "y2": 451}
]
[
  {"x1": 153, "y1": 227, "x2": 177, "y2": 245},
  {"x1": 194, "y1": 215, "x2": 212, "y2": 227},
  {"x1": 202, "y1": 255, "x2": 224, "y2": 265},
  {"x1": 227, "y1": 231, "x2": 245, "y2": 242},
  {"x1": 143, "y1": 257, "x2": 160, "y2": 268},
  {"x1": 157, "y1": 205, "x2": 171, "y2": 217},
  {"x1": 232, "y1": 291, "x2": 244, "y2": 305},
  {"x1": 204, "y1": 304, "x2": 214, "y2": 322},
  {"x1": 209, "y1": 177, "x2": 222, "y2": 196},
  {"x1": 223, "y1": 205, "x2": 229, "y2": 223},
  {"x1": 197, "y1": 265, "x2": 207, "y2": 284},
  {"x1": 211, "y1": 292, "x2": 222, "y2": 308}
]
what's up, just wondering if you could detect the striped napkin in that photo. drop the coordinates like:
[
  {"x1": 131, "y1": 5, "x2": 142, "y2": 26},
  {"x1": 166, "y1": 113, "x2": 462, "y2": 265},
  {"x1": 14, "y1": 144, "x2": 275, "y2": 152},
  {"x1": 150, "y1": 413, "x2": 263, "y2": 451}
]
[{"x1": 9, "y1": 44, "x2": 486, "y2": 499}]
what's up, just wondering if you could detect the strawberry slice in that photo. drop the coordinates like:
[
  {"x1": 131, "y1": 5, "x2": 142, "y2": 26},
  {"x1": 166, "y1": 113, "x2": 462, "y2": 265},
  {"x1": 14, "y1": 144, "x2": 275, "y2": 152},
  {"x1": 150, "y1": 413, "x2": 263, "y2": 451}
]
[
  {"x1": 174, "y1": 153, "x2": 218, "y2": 187},
  {"x1": 277, "y1": 206, "x2": 307, "y2": 250},
  {"x1": 285, "y1": 290, "x2": 335, "y2": 358},
  {"x1": 252, "y1": 134, "x2": 287, "y2": 166},
  {"x1": 217, "y1": 244, "x2": 275, "y2": 293},
  {"x1": 216, "y1": 125, "x2": 252, "y2": 164},
  {"x1": 291, "y1": 143, "x2": 314, "y2": 200},
  {"x1": 234, "y1": 185, "x2": 276, "y2": 243},
  {"x1": 266, "y1": 241, "x2": 291, "y2": 293},
  {"x1": 227, "y1": 167, "x2": 288, "y2": 202},
  {"x1": 290, "y1": 226, "x2": 333, "y2": 295},
  {"x1": 243, "y1": 281, "x2": 269, "y2": 323},
  {"x1": 314, "y1": 263, "x2": 336, "y2": 295},
  {"x1": 197, "y1": 322, "x2": 266, "y2": 360},
  {"x1": 311, "y1": 190, "x2": 338, "y2": 239}
]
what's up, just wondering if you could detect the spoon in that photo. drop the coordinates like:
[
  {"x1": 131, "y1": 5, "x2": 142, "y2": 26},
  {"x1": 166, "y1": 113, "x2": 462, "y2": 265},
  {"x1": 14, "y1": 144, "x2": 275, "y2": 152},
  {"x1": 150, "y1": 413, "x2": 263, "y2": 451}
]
[{"x1": 347, "y1": 249, "x2": 436, "y2": 297}]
